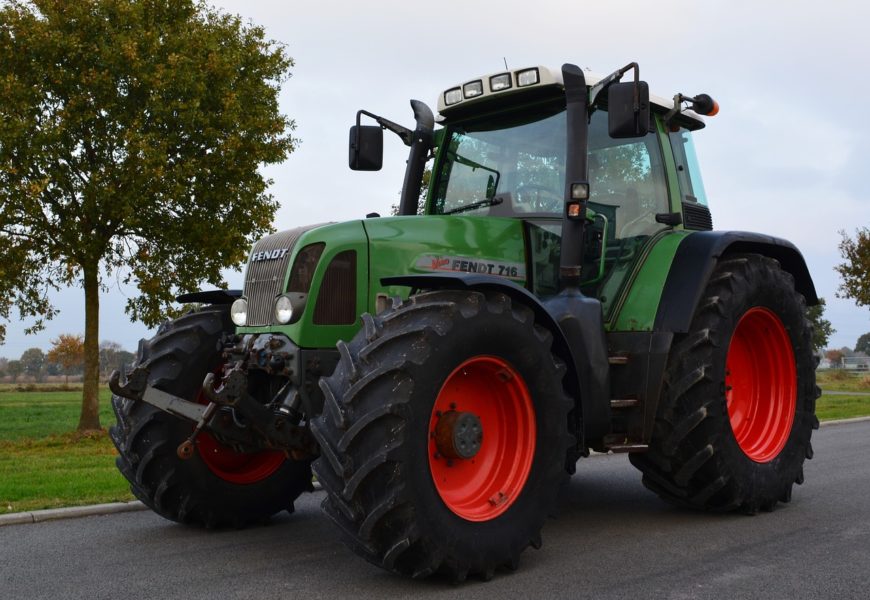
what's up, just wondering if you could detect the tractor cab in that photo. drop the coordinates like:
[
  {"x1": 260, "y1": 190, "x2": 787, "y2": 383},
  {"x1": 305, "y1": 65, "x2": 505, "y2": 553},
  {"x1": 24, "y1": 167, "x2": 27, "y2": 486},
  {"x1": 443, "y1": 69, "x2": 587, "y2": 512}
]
[{"x1": 352, "y1": 64, "x2": 718, "y2": 317}]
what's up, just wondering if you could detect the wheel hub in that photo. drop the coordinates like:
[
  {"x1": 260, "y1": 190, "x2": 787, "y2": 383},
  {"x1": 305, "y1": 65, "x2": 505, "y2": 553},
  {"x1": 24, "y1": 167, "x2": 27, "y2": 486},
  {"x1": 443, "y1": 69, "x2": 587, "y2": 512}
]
[{"x1": 433, "y1": 410, "x2": 483, "y2": 460}]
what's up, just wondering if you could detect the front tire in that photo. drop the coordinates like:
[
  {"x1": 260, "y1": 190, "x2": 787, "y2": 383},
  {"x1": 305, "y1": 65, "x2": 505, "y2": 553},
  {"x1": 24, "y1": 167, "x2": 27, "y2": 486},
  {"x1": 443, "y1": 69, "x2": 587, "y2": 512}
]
[
  {"x1": 630, "y1": 254, "x2": 819, "y2": 513},
  {"x1": 110, "y1": 306, "x2": 313, "y2": 528},
  {"x1": 311, "y1": 290, "x2": 572, "y2": 580}
]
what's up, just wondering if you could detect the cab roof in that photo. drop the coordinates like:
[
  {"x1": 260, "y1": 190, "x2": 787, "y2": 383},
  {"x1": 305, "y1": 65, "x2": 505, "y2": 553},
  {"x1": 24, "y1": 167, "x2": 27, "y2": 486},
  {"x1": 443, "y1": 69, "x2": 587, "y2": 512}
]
[{"x1": 437, "y1": 65, "x2": 705, "y2": 130}]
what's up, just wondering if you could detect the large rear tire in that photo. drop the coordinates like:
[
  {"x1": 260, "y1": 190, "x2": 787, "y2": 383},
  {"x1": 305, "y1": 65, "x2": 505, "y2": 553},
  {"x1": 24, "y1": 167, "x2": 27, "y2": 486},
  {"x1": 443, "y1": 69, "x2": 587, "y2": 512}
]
[
  {"x1": 110, "y1": 306, "x2": 313, "y2": 528},
  {"x1": 630, "y1": 254, "x2": 819, "y2": 513},
  {"x1": 311, "y1": 290, "x2": 573, "y2": 580}
]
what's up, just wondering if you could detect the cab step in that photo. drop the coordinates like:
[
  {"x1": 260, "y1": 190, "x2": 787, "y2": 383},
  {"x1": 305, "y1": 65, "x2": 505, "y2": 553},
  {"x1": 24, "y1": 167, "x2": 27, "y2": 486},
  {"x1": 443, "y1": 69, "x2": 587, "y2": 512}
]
[{"x1": 605, "y1": 443, "x2": 649, "y2": 453}]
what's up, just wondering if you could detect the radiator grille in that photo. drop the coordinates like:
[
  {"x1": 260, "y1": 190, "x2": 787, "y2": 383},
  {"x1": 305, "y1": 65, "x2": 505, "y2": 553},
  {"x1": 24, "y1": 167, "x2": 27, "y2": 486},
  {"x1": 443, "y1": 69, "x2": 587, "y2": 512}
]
[
  {"x1": 314, "y1": 250, "x2": 357, "y2": 325},
  {"x1": 244, "y1": 227, "x2": 317, "y2": 326}
]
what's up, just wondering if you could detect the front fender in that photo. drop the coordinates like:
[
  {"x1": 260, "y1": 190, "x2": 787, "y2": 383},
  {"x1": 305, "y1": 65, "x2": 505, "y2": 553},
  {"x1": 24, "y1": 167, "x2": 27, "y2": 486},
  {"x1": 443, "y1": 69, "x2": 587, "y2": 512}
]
[{"x1": 382, "y1": 273, "x2": 612, "y2": 448}]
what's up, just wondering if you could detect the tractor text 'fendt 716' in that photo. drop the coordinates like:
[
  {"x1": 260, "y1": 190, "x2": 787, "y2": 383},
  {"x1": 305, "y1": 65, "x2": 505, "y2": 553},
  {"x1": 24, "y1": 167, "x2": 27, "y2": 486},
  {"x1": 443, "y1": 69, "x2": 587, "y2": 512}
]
[{"x1": 110, "y1": 62, "x2": 819, "y2": 582}]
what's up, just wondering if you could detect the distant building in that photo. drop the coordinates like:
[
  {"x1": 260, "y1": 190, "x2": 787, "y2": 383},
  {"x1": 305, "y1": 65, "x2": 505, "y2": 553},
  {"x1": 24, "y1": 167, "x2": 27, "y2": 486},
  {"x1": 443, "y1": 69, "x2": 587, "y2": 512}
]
[{"x1": 844, "y1": 355, "x2": 870, "y2": 371}]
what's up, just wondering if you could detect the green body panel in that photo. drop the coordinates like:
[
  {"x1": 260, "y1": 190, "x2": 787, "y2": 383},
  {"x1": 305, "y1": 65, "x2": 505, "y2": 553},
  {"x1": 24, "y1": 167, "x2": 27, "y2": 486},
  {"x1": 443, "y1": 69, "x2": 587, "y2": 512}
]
[
  {"x1": 236, "y1": 221, "x2": 369, "y2": 348},
  {"x1": 364, "y1": 215, "x2": 528, "y2": 303},
  {"x1": 610, "y1": 231, "x2": 690, "y2": 331}
]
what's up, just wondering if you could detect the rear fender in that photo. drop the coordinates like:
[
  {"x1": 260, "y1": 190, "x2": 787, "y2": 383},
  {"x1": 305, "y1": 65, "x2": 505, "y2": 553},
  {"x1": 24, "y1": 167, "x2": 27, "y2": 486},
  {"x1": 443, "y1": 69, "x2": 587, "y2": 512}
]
[{"x1": 654, "y1": 231, "x2": 818, "y2": 333}]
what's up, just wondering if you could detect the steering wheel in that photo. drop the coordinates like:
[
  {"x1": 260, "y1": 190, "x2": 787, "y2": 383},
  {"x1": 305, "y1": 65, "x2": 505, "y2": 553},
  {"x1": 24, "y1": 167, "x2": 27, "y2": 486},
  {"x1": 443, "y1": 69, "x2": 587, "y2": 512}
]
[{"x1": 515, "y1": 183, "x2": 562, "y2": 213}]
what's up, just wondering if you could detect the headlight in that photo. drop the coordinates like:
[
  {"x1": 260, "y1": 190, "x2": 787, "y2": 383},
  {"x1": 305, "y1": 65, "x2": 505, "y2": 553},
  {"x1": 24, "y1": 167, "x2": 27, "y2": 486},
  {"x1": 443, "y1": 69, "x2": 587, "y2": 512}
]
[
  {"x1": 516, "y1": 68, "x2": 540, "y2": 87},
  {"x1": 489, "y1": 73, "x2": 512, "y2": 91},
  {"x1": 274, "y1": 295, "x2": 293, "y2": 324},
  {"x1": 444, "y1": 87, "x2": 462, "y2": 106},
  {"x1": 463, "y1": 80, "x2": 484, "y2": 99},
  {"x1": 230, "y1": 298, "x2": 247, "y2": 326}
]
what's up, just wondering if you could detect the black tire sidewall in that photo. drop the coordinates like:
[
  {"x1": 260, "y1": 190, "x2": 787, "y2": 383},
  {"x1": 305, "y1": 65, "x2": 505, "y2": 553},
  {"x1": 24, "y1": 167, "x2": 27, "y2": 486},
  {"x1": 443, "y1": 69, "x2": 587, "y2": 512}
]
[
  {"x1": 695, "y1": 258, "x2": 815, "y2": 504},
  {"x1": 397, "y1": 304, "x2": 567, "y2": 567},
  {"x1": 114, "y1": 306, "x2": 310, "y2": 525}
]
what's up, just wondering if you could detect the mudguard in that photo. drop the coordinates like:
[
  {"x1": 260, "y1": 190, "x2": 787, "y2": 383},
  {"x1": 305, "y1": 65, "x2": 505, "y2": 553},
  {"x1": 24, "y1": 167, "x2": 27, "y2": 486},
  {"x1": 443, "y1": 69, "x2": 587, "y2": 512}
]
[{"x1": 654, "y1": 231, "x2": 818, "y2": 333}]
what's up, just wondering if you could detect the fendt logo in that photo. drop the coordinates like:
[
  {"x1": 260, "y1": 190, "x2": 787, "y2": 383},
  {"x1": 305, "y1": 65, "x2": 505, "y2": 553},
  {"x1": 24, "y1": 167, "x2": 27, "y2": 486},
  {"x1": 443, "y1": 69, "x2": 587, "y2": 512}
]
[{"x1": 251, "y1": 248, "x2": 290, "y2": 262}]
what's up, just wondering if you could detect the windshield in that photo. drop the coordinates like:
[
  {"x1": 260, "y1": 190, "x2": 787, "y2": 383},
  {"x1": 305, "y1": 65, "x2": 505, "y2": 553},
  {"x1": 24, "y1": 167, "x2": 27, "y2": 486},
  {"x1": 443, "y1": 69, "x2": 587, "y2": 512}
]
[
  {"x1": 431, "y1": 106, "x2": 669, "y2": 237},
  {"x1": 432, "y1": 107, "x2": 567, "y2": 215}
]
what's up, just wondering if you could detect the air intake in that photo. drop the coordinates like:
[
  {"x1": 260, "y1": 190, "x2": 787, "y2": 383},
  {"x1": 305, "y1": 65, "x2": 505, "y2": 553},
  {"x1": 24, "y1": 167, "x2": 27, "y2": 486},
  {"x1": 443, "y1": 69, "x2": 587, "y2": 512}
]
[
  {"x1": 682, "y1": 202, "x2": 713, "y2": 231},
  {"x1": 314, "y1": 251, "x2": 357, "y2": 325}
]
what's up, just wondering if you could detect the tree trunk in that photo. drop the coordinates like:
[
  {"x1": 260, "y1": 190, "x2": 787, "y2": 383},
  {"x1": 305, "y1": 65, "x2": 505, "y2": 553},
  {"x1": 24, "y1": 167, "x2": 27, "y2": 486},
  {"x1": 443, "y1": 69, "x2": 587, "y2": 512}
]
[{"x1": 78, "y1": 264, "x2": 101, "y2": 432}]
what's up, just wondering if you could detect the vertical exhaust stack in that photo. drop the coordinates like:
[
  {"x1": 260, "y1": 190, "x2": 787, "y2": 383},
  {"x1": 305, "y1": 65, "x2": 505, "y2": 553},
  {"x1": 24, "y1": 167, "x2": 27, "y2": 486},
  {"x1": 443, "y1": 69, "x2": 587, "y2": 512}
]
[
  {"x1": 558, "y1": 63, "x2": 590, "y2": 290},
  {"x1": 397, "y1": 100, "x2": 435, "y2": 216}
]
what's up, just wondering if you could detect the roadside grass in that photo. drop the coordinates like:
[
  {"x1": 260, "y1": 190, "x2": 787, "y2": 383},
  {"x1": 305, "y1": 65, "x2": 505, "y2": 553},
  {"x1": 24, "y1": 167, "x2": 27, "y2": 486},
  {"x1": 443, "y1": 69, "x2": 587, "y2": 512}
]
[
  {"x1": 0, "y1": 388, "x2": 134, "y2": 514},
  {"x1": 0, "y1": 433, "x2": 133, "y2": 514},
  {"x1": 816, "y1": 394, "x2": 870, "y2": 421},
  {"x1": 1, "y1": 384, "x2": 869, "y2": 515}
]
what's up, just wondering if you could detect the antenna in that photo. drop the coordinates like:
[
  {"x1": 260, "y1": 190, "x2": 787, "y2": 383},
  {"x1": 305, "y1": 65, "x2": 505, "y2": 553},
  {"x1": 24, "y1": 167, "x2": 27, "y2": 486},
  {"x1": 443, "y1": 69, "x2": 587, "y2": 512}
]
[{"x1": 503, "y1": 57, "x2": 508, "y2": 70}]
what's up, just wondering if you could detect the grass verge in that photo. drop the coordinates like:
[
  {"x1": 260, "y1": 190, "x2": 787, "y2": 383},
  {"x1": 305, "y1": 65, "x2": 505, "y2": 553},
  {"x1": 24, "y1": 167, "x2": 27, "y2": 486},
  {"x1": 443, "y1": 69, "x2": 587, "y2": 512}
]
[
  {"x1": 0, "y1": 432, "x2": 134, "y2": 514},
  {"x1": 0, "y1": 389, "x2": 134, "y2": 515},
  {"x1": 816, "y1": 394, "x2": 870, "y2": 422}
]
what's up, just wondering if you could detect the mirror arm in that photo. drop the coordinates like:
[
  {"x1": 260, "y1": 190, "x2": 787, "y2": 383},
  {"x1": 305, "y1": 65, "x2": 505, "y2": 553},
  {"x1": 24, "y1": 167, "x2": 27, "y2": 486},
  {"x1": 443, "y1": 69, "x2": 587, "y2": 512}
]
[
  {"x1": 588, "y1": 61, "x2": 639, "y2": 107},
  {"x1": 356, "y1": 109, "x2": 414, "y2": 147}
]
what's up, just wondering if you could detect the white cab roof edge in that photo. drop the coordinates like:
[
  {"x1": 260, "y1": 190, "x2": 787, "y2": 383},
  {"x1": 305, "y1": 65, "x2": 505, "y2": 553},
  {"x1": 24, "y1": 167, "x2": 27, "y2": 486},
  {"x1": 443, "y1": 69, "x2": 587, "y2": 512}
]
[{"x1": 436, "y1": 65, "x2": 704, "y2": 127}]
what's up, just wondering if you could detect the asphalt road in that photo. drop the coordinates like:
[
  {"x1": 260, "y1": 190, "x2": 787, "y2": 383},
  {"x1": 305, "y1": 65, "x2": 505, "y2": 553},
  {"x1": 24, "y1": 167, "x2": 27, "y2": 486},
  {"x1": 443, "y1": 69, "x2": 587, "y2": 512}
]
[{"x1": 2, "y1": 421, "x2": 869, "y2": 600}]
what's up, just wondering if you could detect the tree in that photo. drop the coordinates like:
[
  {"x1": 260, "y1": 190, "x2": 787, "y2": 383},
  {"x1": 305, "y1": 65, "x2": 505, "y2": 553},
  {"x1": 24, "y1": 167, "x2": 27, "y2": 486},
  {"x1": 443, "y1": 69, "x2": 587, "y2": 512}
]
[
  {"x1": 0, "y1": 357, "x2": 7, "y2": 378},
  {"x1": 856, "y1": 333, "x2": 870, "y2": 355},
  {"x1": 836, "y1": 227, "x2": 870, "y2": 309},
  {"x1": 825, "y1": 349, "x2": 844, "y2": 369},
  {"x1": 20, "y1": 347, "x2": 45, "y2": 382},
  {"x1": 99, "y1": 340, "x2": 134, "y2": 380},
  {"x1": 0, "y1": 1, "x2": 295, "y2": 431},
  {"x1": 806, "y1": 297, "x2": 835, "y2": 352},
  {"x1": 6, "y1": 359, "x2": 23, "y2": 383},
  {"x1": 47, "y1": 334, "x2": 85, "y2": 384}
]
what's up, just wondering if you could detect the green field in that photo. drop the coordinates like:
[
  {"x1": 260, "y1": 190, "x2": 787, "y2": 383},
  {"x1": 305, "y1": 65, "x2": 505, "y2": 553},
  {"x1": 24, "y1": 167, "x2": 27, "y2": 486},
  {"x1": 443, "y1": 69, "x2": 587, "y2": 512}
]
[{"x1": 1, "y1": 380, "x2": 868, "y2": 515}]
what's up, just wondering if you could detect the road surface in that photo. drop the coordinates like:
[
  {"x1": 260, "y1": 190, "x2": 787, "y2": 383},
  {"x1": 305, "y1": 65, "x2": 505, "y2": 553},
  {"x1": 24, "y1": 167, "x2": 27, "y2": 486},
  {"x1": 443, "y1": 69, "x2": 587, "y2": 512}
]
[{"x1": 2, "y1": 421, "x2": 868, "y2": 599}]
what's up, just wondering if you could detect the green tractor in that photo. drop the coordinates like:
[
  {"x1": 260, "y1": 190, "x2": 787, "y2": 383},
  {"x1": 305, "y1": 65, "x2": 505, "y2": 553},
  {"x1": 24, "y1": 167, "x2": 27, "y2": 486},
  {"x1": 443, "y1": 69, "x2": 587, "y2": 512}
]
[{"x1": 110, "y1": 62, "x2": 819, "y2": 581}]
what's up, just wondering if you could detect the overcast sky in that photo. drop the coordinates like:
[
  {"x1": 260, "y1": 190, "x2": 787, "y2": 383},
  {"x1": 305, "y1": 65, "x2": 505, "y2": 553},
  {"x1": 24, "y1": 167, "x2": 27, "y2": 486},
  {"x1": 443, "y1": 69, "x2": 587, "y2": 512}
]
[{"x1": 3, "y1": 0, "x2": 869, "y2": 357}]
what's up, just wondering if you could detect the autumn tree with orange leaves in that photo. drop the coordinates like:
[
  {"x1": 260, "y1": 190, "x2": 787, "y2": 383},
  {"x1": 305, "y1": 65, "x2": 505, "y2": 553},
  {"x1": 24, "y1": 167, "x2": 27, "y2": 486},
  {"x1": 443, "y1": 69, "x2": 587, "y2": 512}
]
[{"x1": 47, "y1": 334, "x2": 85, "y2": 385}]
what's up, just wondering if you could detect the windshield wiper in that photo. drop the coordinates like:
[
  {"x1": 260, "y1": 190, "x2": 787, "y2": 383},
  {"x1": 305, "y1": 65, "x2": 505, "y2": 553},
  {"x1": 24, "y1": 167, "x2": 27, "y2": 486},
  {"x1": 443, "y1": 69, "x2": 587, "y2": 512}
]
[{"x1": 442, "y1": 196, "x2": 503, "y2": 215}]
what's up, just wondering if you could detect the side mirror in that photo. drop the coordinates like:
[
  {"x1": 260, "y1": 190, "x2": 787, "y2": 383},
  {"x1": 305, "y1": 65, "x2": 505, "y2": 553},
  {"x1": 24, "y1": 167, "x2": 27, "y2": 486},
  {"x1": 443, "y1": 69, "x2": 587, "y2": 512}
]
[
  {"x1": 348, "y1": 125, "x2": 383, "y2": 171},
  {"x1": 608, "y1": 81, "x2": 650, "y2": 138}
]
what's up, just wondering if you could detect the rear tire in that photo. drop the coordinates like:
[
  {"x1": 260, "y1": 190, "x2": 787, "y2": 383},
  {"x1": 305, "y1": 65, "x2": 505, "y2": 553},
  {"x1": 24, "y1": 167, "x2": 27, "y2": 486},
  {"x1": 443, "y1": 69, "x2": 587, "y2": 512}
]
[
  {"x1": 110, "y1": 306, "x2": 312, "y2": 528},
  {"x1": 311, "y1": 290, "x2": 573, "y2": 580},
  {"x1": 630, "y1": 254, "x2": 819, "y2": 513}
]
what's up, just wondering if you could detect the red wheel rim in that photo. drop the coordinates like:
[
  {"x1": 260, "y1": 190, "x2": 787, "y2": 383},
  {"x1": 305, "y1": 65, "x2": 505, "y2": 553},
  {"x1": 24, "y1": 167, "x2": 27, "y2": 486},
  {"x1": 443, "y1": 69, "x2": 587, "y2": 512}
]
[
  {"x1": 725, "y1": 307, "x2": 796, "y2": 463},
  {"x1": 196, "y1": 432, "x2": 285, "y2": 484},
  {"x1": 428, "y1": 356, "x2": 536, "y2": 521},
  {"x1": 194, "y1": 370, "x2": 285, "y2": 485}
]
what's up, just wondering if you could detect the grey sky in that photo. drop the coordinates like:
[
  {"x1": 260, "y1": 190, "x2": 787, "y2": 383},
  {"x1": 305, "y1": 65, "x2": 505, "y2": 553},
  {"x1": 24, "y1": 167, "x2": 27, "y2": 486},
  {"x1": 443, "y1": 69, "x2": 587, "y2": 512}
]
[{"x1": 3, "y1": 0, "x2": 868, "y2": 357}]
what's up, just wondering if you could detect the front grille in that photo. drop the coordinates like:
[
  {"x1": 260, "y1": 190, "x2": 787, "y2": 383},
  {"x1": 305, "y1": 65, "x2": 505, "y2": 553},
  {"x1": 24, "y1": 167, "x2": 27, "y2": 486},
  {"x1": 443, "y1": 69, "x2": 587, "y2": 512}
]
[
  {"x1": 682, "y1": 201, "x2": 713, "y2": 231},
  {"x1": 244, "y1": 226, "x2": 318, "y2": 326}
]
